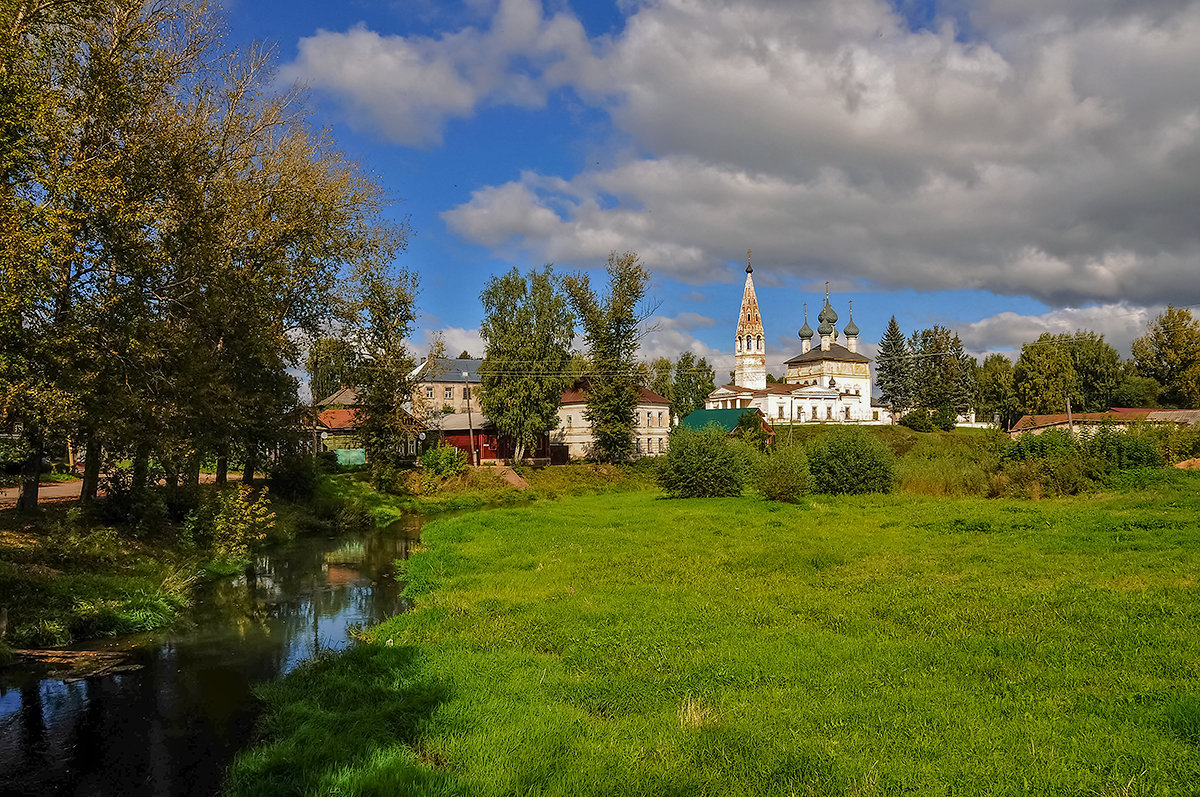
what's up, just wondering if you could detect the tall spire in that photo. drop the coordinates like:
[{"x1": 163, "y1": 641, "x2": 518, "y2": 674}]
[{"x1": 734, "y1": 254, "x2": 766, "y2": 390}]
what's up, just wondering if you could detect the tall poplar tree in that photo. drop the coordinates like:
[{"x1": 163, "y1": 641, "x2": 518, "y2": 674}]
[
  {"x1": 563, "y1": 251, "x2": 656, "y2": 463},
  {"x1": 478, "y1": 266, "x2": 575, "y2": 462}
]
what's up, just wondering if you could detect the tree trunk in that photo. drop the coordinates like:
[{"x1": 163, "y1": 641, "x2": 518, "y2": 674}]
[
  {"x1": 185, "y1": 453, "x2": 201, "y2": 488},
  {"x1": 215, "y1": 442, "x2": 228, "y2": 485},
  {"x1": 81, "y1": 436, "x2": 101, "y2": 503},
  {"x1": 132, "y1": 443, "x2": 151, "y2": 491},
  {"x1": 15, "y1": 433, "x2": 43, "y2": 512},
  {"x1": 243, "y1": 444, "x2": 257, "y2": 485}
]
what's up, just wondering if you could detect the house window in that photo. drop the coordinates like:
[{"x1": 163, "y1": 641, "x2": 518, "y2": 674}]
[
  {"x1": 425, "y1": 386, "x2": 433, "y2": 399},
  {"x1": 635, "y1": 438, "x2": 642, "y2": 454},
  {"x1": 463, "y1": 386, "x2": 471, "y2": 400},
  {"x1": 658, "y1": 438, "x2": 664, "y2": 453},
  {"x1": 647, "y1": 411, "x2": 653, "y2": 427},
  {"x1": 657, "y1": 411, "x2": 664, "y2": 427},
  {"x1": 408, "y1": 438, "x2": 417, "y2": 455},
  {"x1": 444, "y1": 386, "x2": 453, "y2": 400}
]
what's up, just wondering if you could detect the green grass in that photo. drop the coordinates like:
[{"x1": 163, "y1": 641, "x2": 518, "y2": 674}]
[
  {"x1": 0, "y1": 506, "x2": 201, "y2": 647},
  {"x1": 227, "y1": 474, "x2": 1200, "y2": 796},
  {"x1": 329, "y1": 462, "x2": 660, "y2": 522}
]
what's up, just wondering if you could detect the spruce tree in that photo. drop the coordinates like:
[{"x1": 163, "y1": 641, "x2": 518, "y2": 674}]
[{"x1": 876, "y1": 316, "x2": 913, "y2": 420}]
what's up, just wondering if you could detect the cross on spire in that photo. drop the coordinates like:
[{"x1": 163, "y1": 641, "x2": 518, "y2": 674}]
[{"x1": 746, "y1": 249, "x2": 753, "y2": 274}]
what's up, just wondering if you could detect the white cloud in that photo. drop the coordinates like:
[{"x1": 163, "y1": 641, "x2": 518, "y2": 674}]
[
  {"x1": 290, "y1": 0, "x2": 1200, "y2": 308},
  {"x1": 957, "y1": 303, "x2": 1156, "y2": 359},
  {"x1": 279, "y1": 0, "x2": 594, "y2": 146},
  {"x1": 439, "y1": 0, "x2": 1200, "y2": 306},
  {"x1": 639, "y1": 312, "x2": 732, "y2": 373},
  {"x1": 412, "y1": 326, "x2": 486, "y2": 359}
]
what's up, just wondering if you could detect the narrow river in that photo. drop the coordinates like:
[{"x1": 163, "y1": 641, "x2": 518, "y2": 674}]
[{"x1": 0, "y1": 515, "x2": 429, "y2": 796}]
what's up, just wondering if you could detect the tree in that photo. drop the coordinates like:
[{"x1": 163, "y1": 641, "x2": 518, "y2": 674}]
[
  {"x1": 1060, "y1": 330, "x2": 1121, "y2": 412},
  {"x1": 1013, "y1": 334, "x2": 1076, "y2": 416},
  {"x1": 975, "y1": 353, "x2": 1021, "y2": 429},
  {"x1": 457, "y1": 350, "x2": 472, "y2": 359},
  {"x1": 306, "y1": 337, "x2": 356, "y2": 404},
  {"x1": 477, "y1": 266, "x2": 575, "y2": 462},
  {"x1": 648, "y1": 357, "x2": 674, "y2": 404},
  {"x1": 910, "y1": 326, "x2": 974, "y2": 415},
  {"x1": 563, "y1": 251, "x2": 657, "y2": 463},
  {"x1": 340, "y1": 264, "x2": 421, "y2": 483},
  {"x1": 672, "y1": 352, "x2": 716, "y2": 417},
  {"x1": 1131, "y1": 306, "x2": 1200, "y2": 408},
  {"x1": 875, "y1": 316, "x2": 913, "y2": 420},
  {"x1": 1111, "y1": 374, "x2": 1161, "y2": 408}
]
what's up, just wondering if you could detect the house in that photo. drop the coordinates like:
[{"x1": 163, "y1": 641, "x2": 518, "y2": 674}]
[
  {"x1": 555, "y1": 380, "x2": 673, "y2": 459},
  {"x1": 1010, "y1": 408, "x2": 1200, "y2": 437},
  {"x1": 437, "y1": 413, "x2": 556, "y2": 465},
  {"x1": 410, "y1": 357, "x2": 482, "y2": 417},
  {"x1": 679, "y1": 407, "x2": 775, "y2": 446}
]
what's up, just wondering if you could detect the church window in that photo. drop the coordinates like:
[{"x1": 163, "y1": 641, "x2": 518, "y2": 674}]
[
  {"x1": 756, "y1": 335, "x2": 762, "y2": 351},
  {"x1": 845, "y1": 407, "x2": 851, "y2": 420},
  {"x1": 567, "y1": 415, "x2": 572, "y2": 428},
  {"x1": 873, "y1": 411, "x2": 879, "y2": 421},
  {"x1": 826, "y1": 406, "x2": 833, "y2": 419},
  {"x1": 811, "y1": 405, "x2": 817, "y2": 419}
]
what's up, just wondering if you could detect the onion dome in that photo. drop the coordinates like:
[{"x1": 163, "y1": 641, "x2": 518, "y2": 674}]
[
  {"x1": 844, "y1": 317, "x2": 859, "y2": 336},
  {"x1": 798, "y1": 303, "x2": 813, "y2": 339}
]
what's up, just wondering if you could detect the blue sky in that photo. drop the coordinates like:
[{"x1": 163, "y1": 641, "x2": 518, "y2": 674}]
[{"x1": 221, "y1": 0, "x2": 1200, "y2": 377}]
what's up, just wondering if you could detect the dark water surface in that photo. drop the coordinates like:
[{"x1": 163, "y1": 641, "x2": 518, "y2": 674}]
[{"x1": 0, "y1": 516, "x2": 427, "y2": 796}]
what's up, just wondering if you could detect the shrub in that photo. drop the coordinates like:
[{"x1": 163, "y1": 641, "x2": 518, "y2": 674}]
[
  {"x1": 420, "y1": 444, "x2": 468, "y2": 479},
  {"x1": 932, "y1": 406, "x2": 957, "y2": 432},
  {"x1": 1083, "y1": 426, "x2": 1162, "y2": 470},
  {"x1": 899, "y1": 410, "x2": 935, "y2": 432},
  {"x1": 269, "y1": 453, "x2": 322, "y2": 500},
  {"x1": 806, "y1": 426, "x2": 897, "y2": 495},
  {"x1": 754, "y1": 444, "x2": 812, "y2": 503},
  {"x1": 186, "y1": 485, "x2": 275, "y2": 563},
  {"x1": 658, "y1": 426, "x2": 747, "y2": 498}
]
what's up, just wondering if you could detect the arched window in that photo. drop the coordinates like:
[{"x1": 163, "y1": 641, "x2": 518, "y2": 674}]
[
  {"x1": 756, "y1": 335, "x2": 762, "y2": 351},
  {"x1": 745, "y1": 335, "x2": 752, "y2": 350}
]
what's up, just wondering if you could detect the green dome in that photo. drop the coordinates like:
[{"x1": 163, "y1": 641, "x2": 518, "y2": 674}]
[
  {"x1": 844, "y1": 317, "x2": 859, "y2": 336},
  {"x1": 817, "y1": 319, "x2": 834, "y2": 336},
  {"x1": 799, "y1": 320, "x2": 813, "y2": 339}
]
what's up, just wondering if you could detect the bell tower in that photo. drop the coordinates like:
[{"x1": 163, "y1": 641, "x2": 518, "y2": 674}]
[{"x1": 734, "y1": 250, "x2": 766, "y2": 390}]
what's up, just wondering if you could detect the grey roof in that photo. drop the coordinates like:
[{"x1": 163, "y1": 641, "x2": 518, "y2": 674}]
[
  {"x1": 785, "y1": 342, "x2": 871, "y2": 365},
  {"x1": 436, "y1": 412, "x2": 492, "y2": 431},
  {"x1": 417, "y1": 357, "x2": 483, "y2": 383},
  {"x1": 315, "y1": 387, "x2": 358, "y2": 406}
]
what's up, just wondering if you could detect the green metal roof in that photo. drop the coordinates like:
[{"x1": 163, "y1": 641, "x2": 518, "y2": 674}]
[{"x1": 679, "y1": 408, "x2": 761, "y2": 433}]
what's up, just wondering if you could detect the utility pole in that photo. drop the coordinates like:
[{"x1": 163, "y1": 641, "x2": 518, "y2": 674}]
[
  {"x1": 464, "y1": 371, "x2": 477, "y2": 466},
  {"x1": 1066, "y1": 397, "x2": 1074, "y2": 432}
]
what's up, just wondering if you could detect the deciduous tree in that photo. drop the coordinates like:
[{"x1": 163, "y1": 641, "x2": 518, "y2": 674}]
[
  {"x1": 1132, "y1": 306, "x2": 1200, "y2": 408},
  {"x1": 478, "y1": 266, "x2": 575, "y2": 462},
  {"x1": 563, "y1": 251, "x2": 657, "y2": 463},
  {"x1": 1014, "y1": 335, "x2": 1076, "y2": 416}
]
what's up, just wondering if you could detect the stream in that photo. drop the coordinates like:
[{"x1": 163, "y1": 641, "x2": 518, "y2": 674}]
[{"x1": 0, "y1": 515, "x2": 428, "y2": 796}]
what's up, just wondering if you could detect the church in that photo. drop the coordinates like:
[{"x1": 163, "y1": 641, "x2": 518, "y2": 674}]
[{"x1": 705, "y1": 257, "x2": 885, "y2": 424}]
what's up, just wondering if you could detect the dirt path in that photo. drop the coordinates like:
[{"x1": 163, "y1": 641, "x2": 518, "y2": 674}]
[{"x1": 0, "y1": 472, "x2": 243, "y2": 508}]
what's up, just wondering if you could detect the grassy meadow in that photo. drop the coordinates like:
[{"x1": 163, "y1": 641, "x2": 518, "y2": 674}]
[{"x1": 227, "y1": 471, "x2": 1200, "y2": 796}]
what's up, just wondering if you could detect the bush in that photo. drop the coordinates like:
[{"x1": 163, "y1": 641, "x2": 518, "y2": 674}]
[
  {"x1": 899, "y1": 410, "x2": 935, "y2": 432},
  {"x1": 658, "y1": 426, "x2": 747, "y2": 498},
  {"x1": 932, "y1": 406, "x2": 958, "y2": 432},
  {"x1": 754, "y1": 444, "x2": 812, "y2": 503},
  {"x1": 185, "y1": 485, "x2": 275, "y2": 564},
  {"x1": 1084, "y1": 426, "x2": 1162, "y2": 470},
  {"x1": 269, "y1": 453, "x2": 323, "y2": 500},
  {"x1": 420, "y1": 444, "x2": 468, "y2": 479},
  {"x1": 806, "y1": 426, "x2": 897, "y2": 495}
]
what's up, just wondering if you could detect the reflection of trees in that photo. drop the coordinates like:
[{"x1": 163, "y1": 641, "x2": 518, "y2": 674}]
[{"x1": 2, "y1": 516, "x2": 428, "y2": 795}]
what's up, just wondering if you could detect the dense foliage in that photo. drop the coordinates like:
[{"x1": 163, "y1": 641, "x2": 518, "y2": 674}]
[
  {"x1": 0, "y1": 1, "x2": 403, "y2": 512},
  {"x1": 564, "y1": 252, "x2": 655, "y2": 463},
  {"x1": 807, "y1": 426, "x2": 897, "y2": 495},
  {"x1": 658, "y1": 425, "x2": 746, "y2": 498},
  {"x1": 478, "y1": 266, "x2": 575, "y2": 461},
  {"x1": 753, "y1": 443, "x2": 812, "y2": 503}
]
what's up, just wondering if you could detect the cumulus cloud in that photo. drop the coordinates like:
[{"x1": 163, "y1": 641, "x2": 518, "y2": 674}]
[
  {"x1": 289, "y1": 0, "x2": 1200, "y2": 307},
  {"x1": 958, "y1": 303, "x2": 1156, "y2": 359},
  {"x1": 439, "y1": 0, "x2": 1200, "y2": 306},
  {"x1": 639, "y1": 312, "x2": 732, "y2": 373},
  {"x1": 279, "y1": 0, "x2": 595, "y2": 145},
  {"x1": 412, "y1": 326, "x2": 486, "y2": 359}
]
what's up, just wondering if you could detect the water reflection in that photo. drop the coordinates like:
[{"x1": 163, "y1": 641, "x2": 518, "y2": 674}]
[{"x1": 0, "y1": 515, "x2": 425, "y2": 796}]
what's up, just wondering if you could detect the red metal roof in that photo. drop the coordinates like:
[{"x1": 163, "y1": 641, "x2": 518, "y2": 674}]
[{"x1": 317, "y1": 408, "x2": 364, "y2": 431}]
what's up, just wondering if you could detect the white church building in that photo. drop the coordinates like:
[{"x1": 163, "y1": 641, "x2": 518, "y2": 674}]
[{"x1": 706, "y1": 258, "x2": 887, "y2": 424}]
